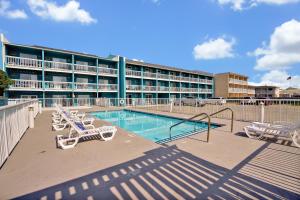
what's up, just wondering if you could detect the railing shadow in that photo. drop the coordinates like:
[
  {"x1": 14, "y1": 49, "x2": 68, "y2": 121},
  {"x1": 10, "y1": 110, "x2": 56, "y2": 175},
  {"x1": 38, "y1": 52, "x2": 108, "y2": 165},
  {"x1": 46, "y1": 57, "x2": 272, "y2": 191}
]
[{"x1": 14, "y1": 144, "x2": 300, "y2": 200}]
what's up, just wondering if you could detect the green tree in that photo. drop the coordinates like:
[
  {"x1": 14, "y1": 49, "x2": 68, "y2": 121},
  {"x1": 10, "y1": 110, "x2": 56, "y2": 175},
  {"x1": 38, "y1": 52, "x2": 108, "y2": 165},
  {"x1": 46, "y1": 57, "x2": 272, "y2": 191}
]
[{"x1": 0, "y1": 70, "x2": 14, "y2": 97}]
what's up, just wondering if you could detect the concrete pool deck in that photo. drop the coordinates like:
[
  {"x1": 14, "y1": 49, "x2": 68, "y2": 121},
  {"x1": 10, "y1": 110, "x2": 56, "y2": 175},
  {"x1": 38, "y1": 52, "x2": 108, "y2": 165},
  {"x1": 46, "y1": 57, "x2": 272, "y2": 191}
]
[{"x1": 0, "y1": 108, "x2": 299, "y2": 199}]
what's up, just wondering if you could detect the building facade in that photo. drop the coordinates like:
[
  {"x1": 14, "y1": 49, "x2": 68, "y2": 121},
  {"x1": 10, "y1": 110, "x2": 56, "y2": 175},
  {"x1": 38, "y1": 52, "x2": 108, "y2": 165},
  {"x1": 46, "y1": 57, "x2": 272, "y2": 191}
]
[
  {"x1": 280, "y1": 88, "x2": 300, "y2": 98},
  {"x1": 0, "y1": 35, "x2": 214, "y2": 106},
  {"x1": 255, "y1": 86, "x2": 280, "y2": 98},
  {"x1": 214, "y1": 72, "x2": 253, "y2": 98}
]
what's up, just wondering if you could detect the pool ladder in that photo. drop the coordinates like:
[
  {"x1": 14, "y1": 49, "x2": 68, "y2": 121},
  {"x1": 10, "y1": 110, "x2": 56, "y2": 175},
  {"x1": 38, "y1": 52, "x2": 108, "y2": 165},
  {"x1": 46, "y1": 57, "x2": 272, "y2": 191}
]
[{"x1": 169, "y1": 108, "x2": 234, "y2": 143}]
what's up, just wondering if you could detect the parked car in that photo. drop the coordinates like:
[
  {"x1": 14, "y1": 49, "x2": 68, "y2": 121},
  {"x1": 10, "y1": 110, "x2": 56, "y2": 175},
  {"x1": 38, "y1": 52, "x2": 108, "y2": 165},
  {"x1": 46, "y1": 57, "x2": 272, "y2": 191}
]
[
  {"x1": 240, "y1": 97, "x2": 256, "y2": 104},
  {"x1": 207, "y1": 97, "x2": 226, "y2": 105},
  {"x1": 174, "y1": 96, "x2": 205, "y2": 107}
]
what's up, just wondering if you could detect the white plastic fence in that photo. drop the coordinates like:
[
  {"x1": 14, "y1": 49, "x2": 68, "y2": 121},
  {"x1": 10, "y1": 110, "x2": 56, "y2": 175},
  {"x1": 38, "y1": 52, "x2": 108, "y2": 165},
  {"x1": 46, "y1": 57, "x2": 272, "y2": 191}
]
[{"x1": 0, "y1": 100, "x2": 39, "y2": 168}]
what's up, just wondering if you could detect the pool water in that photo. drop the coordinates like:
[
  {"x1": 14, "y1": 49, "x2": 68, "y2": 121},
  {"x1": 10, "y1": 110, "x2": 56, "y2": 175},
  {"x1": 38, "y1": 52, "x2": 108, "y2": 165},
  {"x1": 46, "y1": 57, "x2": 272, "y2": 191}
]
[{"x1": 92, "y1": 110, "x2": 218, "y2": 143}]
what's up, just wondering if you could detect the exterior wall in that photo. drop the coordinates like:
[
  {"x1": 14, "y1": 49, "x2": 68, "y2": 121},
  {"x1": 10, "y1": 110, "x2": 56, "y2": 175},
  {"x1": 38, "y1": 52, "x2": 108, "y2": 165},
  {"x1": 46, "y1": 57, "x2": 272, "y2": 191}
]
[
  {"x1": 3, "y1": 40, "x2": 214, "y2": 103},
  {"x1": 255, "y1": 87, "x2": 280, "y2": 98},
  {"x1": 214, "y1": 74, "x2": 229, "y2": 98}
]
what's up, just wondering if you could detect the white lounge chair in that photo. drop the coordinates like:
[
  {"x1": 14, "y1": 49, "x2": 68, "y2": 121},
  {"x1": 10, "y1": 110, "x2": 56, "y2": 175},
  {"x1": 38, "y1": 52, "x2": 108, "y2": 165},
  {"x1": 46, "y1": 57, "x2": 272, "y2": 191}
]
[
  {"x1": 56, "y1": 121, "x2": 117, "y2": 150},
  {"x1": 244, "y1": 121, "x2": 300, "y2": 148}
]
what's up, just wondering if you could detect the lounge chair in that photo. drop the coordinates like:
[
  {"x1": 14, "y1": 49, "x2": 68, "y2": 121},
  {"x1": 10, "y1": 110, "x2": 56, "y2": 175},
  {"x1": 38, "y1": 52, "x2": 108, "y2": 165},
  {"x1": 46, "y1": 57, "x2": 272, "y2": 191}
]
[
  {"x1": 56, "y1": 121, "x2": 117, "y2": 149},
  {"x1": 244, "y1": 121, "x2": 300, "y2": 148}
]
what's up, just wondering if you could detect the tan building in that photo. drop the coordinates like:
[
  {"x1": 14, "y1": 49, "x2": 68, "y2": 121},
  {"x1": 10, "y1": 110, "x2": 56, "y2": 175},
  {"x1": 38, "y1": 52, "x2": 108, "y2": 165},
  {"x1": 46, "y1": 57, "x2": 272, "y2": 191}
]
[
  {"x1": 255, "y1": 86, "x2": 280, "y2": 98},
  {"x1": 280, "y1": 87, "x2": 300, "y2": 97},
  {"x1": 214, "y1": 72, "x2": 253, "y2": 98}
]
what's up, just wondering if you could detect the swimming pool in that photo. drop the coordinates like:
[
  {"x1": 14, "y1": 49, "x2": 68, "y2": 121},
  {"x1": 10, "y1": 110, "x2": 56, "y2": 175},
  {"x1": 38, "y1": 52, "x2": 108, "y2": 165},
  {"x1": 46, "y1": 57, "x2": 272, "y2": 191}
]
[{"x1": 92, "y1": 110, "x2": 219, "y2": 143}]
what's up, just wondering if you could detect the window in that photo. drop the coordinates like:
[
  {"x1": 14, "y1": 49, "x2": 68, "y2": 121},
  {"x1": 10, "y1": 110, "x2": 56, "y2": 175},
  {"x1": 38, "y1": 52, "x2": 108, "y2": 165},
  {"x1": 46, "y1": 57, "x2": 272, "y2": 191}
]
[
  {"x1": 20, "y1": 73, "x2": 37, "y2": 80},
  {"x1": 53, "y1": 76, "x2": 67, "y2": 82},
  {"x1": 53, "y1": 58, "x2": 67, "y2": 63},
  {"x1": 20, "y1": 53, "x2": 37, "y2": 59},
  {"x1": 76, "y1": 78, "x2": 88, "y2": 83}
]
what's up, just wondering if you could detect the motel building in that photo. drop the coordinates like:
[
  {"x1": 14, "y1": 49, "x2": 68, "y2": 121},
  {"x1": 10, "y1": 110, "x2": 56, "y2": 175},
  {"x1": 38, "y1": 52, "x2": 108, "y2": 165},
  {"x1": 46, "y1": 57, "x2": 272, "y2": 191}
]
[{"x1": 0, "y1": 34, "x2": 214, "y2": 107}]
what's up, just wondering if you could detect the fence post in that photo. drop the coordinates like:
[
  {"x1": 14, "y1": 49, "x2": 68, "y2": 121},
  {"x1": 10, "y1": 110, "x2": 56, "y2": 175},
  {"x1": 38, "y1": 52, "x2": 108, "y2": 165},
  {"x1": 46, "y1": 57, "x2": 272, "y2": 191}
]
[
  {"x1": 170, "y1": 99, "x2": 173, "y2": 112},
  {"x1": 38, "y1": 101, "x2": 42, "y2": 114},
  {"x1": 260, "y1": 102, "x2": 265, "y2": 123},
  {"x1": 28, "y1": 106, "x2": 34, "y2": 128}
]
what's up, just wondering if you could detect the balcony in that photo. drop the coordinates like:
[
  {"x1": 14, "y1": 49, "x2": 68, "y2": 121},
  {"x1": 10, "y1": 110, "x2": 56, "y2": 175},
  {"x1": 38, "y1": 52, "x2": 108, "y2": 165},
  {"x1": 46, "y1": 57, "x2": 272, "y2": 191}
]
[
  {"x1": 157, "y1": 86, "x2": 169, "y2": 92},
  {"x1": 143, "y1": 86, "x2": 157, "y2": 92},
  {"x1": 143, "y1": 72, "x2": 157, "y2": 79},
  {"x1": 98, "y1": 67, "x2": 118, "y2": 76},
  {"x1": 127, "y1": 85, "x2": 142, "y2": 91},
  {"x1": 6, "y1": 56, "x2": 42, "y2": 70},
  {"x1": 44, "y1": 81, "x2": 72, "y2": 91},
  {"x1": 74, "y1": 64, "x2": 97, "y2": 74},
  {"x1": 126, "y1": 70, "x2": 142, "y2": 77},
  {"x1": 157, "y1": 74, "x2": 169, "y2": 80},
  {"x1": 98, "y1": 84, "x2": 118, "y2": 91},
  {"x1": 9, "y1": 79, "x2": 43, "y2": 90},
  {"x1": 170, "y1": 75, "x2": 181, "y2": 81},
  {"x1": 170, "y1": 87, "x2": 180, "y2": 92},
  {"x1": 74, "y1": 83, "x2": 97, "y2": 91},
  {"x1": 44, "y1": 60, "x2": 72, "y2": 72}
]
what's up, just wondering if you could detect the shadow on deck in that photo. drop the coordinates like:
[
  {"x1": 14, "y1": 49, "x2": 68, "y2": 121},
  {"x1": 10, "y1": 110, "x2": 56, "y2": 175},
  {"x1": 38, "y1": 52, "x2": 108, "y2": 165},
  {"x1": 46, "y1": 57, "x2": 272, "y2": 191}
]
[{"x1": 14, "y1": 143, "x2": 300, "y2": 200}]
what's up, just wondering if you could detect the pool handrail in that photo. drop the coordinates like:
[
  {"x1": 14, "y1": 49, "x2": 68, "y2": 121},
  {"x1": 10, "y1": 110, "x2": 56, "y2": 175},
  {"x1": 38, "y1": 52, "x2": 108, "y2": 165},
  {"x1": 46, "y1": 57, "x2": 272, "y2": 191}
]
[
  {"x1": 198, "y1": 107, "x2": 234, "y2": 133},
  {"x1": 168, "y1": 107, "x2": 234, "y2": 143},
  {"x1": 169, "y1": 113, "x2": 211, "y2": 142}
]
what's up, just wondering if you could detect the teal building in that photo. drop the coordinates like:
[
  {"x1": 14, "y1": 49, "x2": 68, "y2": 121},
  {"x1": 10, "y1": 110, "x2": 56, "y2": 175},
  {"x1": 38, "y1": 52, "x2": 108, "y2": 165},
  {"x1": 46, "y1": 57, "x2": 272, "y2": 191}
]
[{"x1": 0, "y1": 35, "x2": 214, "y2": 107}]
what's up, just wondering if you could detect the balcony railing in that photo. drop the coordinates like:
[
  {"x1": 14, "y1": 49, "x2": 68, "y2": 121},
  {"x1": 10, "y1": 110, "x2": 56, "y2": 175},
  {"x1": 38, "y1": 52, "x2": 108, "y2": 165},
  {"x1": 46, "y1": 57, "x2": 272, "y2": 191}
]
[
  {"x1": 157, "y1": 74, "x2": 169, "y2": 80},
  {"x1": 98, "y1": 84, "x2": 118, "y2": 91},
  {"x1": 44, "y1": 60, "x2": 72, "y2": 72},
  {"x1": 157, "y1": 86, "x2": 169, "y2": 91},
  {"x1": 127, "y1": 85, "x2": 142, "y2": 91},
  {"x1": 98, "y1": 67, "x2": 118, "y2": 76},
  {"x1": 10, "y1": 79, "x2": 43, "y2": 89},
  {"x1": 74, "y1": 83, "x2": 97, "y2": 90},
  {"x1": 126, "y1": 70, "x2": 142, "y2": 77},
  {"x1": 6, "y1": 56, "x2": 42, "y2": 69},
  {"x1": 170, "y1": 75, "x2": 181, "y2": 81},
  {"x1": 44, "y1": 81, "x2": 72, "y2": 90},
  {"x1": 170, "y1": 87, "x2": 180, "y2": 92},
  {"x1": 74, "y1": 64, "x2": 97, "y2": 74},
  {"x1": 143, "y1": 72, "x2": 157, "y2": 79},
  {"x1": 143, "y1": 86, "x2": 157, "y2": 91}
]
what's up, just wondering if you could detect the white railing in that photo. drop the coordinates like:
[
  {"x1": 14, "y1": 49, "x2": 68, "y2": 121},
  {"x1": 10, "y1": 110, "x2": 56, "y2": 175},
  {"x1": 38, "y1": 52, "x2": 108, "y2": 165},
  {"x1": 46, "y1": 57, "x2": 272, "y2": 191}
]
[
  {"x1": 74, "y1": 83, "x2": 97, "y2": 90},
  {"x1": 143, "y1": 86, "x2": 157, "y2": 91},
  {"x1": 10, "y1": 79, "x2": 43, "y2": 89},
  {"x1": 157, "y1": 86, "x2": 169, "y2": 91},
  {"x1": 170, "y1": 75, "x2": 181, "y2": 81},
  {"x1": 98, "y1": 84, "x2": 118, "y2": 91},
  {"x1": 6, "y1": 56, "x2": 42, "y2": 69},
  {"x1": 170, "y1": 87, "x2": 180, "y2": 92},
  {"x1": 98, "y1": 67, "x2": 118, "y2": 76},
  {"x1": 44, "y1": 60, "x2": 72, "y2": 71},
  {"x1": 0, "y1": 100, "x2": 39, "y2": 167},
  {"x1": 126, "y1": 70, "x2": 142, "y2": 77},
  {"x1": 74, "y1": 64, "x2": 97, "y2": 74},
  {"x1": 143, "y1": 72, "x2": 157, "y2": 79},
  {"x1": 157, "y1": 74, "x2": 169, "y2": 80},
  {"x1": 44, "y1": 81, "x2": 72, "y2": 90},
  {"x1": 127, "y1": 85, "x2": 142, "y2": 91}
]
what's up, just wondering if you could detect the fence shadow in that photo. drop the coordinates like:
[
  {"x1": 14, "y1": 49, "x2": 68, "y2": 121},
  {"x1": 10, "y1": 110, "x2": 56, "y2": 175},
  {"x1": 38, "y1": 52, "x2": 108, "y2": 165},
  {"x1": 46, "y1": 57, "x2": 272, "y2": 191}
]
[{"x1": 14, "y1": 144, "x2": 300, "y2": 200}]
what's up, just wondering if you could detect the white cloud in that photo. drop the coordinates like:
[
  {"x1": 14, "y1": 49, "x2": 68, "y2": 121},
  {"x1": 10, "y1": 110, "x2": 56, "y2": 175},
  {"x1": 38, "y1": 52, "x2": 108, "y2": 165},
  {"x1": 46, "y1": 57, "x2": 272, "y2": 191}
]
[
  {"x1": 250, "y1": 70, "x2": 300, "y2": 88},
  {"x1": 193, "y1": 37, "x2": 235, "y2": 60},
  {"x1": 217, "y1": 0, "x2": 245, "y2": 11},
  {"x1": 132, "y1": 58, "x2": 144, "y2": 62},
  {"x1": 27, "y1": 0, "x2": 97, "y2": 24},
  {"x1": 151, "y1": 0, "x2": 160, "y2": 4},
  {"x1": 0, "y1": 0, "x2": 27, "y2": 19},
  {"x1": 216, "y1": 0, "x2": 300, "y2": 11},
  {"x1": 250, "y1": 19, "x2": 300, "y2": 89},
  {"x1": 250, "y1": 19, "x2": 300, "y2": 71}
]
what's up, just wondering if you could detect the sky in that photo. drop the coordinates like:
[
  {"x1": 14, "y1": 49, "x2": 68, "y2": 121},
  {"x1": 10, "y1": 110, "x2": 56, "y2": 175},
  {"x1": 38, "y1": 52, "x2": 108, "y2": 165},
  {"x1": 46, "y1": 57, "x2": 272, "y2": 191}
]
[{"x1": 0, "y1": 0, "x2": 299, "y2": 88}]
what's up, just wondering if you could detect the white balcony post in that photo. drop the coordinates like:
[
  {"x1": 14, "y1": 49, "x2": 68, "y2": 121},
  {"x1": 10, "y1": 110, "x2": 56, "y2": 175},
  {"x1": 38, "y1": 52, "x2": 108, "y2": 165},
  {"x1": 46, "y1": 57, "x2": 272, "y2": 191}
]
[
  {"x1": 28, "y1": 106, "x2": 34, "y2": 128},
  {"x1": 260, "y1": 102, "x2": 265, "y2": 123}
]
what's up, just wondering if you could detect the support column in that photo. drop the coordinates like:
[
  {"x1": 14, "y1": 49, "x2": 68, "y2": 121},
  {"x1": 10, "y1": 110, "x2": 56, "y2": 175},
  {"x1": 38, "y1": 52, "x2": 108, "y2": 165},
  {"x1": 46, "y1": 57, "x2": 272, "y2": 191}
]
[
  {"x1": 72, "y1": 55, "x2": 75, "y2": 106},
  {"x1": 141, "y1": 66, "x2": 144, "y2": 99},
  {"x1": 96, "y1": 59, "x2": 99, "y2": 98},
  {"x1": 42, "y1": 50, "x2": 45, "y2": 107},
  {"x1": 118, "y1": 56, "x2": 126, "y2": 105}
]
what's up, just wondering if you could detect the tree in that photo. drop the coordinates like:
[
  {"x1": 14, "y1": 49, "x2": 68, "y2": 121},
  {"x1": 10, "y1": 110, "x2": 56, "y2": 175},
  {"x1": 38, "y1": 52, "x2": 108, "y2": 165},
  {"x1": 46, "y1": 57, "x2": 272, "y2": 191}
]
[{"x1": 0, "y1": 70, "x2": 14, "y2": 97}]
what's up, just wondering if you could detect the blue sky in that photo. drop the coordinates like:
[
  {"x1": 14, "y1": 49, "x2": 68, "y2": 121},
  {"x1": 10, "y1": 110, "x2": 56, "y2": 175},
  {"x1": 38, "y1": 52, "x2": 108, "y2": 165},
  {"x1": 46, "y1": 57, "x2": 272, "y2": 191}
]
[{"x1": 0, "y1": 0, "x2": 300, "y2": 88}]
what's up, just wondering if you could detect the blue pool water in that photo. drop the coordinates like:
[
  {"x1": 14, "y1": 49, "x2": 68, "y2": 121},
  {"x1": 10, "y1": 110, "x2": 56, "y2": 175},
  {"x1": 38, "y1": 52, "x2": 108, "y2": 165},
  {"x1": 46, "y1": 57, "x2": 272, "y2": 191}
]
[{"x1": 92, "y1": 110, "x2": 219, "y2": 143}]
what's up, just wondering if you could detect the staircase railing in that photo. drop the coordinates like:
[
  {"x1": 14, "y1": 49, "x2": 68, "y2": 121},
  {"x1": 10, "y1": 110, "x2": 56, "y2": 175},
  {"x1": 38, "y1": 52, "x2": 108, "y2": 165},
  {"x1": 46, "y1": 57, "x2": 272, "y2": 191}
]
[{"x1": 168, "y1": 107, "x2": 234, "y2": 143}]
